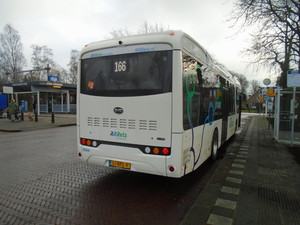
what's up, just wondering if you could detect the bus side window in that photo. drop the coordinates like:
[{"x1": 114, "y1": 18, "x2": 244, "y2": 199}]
[{"x1": 196, "y1": 65, "x2": 204, "y2": 126}]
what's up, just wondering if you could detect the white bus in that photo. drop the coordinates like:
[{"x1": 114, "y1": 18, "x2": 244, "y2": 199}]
[{"x1": 77, "y1": 30, "x2": 241, "y2": 178}]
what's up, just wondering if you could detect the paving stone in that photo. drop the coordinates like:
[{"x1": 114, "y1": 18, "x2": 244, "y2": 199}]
[{"x1": 0, "y1": 126, "x2": 219, "y2": 225}]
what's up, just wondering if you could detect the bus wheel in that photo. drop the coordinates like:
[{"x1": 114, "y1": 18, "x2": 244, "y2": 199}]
[{"x1": 211, "y1": 129, "x2": 218, "y2": 161}]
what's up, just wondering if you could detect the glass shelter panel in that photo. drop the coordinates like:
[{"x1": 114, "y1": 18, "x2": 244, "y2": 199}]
[{"x1": 275, "y1": 91, "x2": 300, "y2": 145}]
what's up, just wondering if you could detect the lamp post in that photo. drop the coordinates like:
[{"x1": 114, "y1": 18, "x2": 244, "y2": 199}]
[{"x1": 5, "y1": 65, "x2": 51, "y2": 82}]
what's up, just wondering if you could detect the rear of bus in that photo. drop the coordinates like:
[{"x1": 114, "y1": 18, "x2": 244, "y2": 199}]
[{"x1": 77, "y1": 36, "x2": 178, "y2": 177}]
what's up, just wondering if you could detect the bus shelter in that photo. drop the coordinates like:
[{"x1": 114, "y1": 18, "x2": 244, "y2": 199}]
[
  {"x1": 274, "y1": 89, "x2": 300, "y2": 145},
  {"x1": 2, "y1": 81, "x2": 76, "y2": 115}
]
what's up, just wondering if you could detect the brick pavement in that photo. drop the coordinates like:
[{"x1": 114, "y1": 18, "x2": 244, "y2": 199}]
[{"x1": 0, "y1": 125, "x2": 218, "y2": 225}]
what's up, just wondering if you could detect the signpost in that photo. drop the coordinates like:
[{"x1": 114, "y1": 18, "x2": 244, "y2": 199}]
[
  {"x1": 262, "y1": 79, "x2": 271, "y2": 113},
  {"x1": 261, "y1": 86, "x2": 283, "y2": 91},
  {"x1": 261, "y1": 86, "x2": 283, "y2": 127},
  {"x1": 263, "y1": 78, "x2": 271, "y2": 86}
]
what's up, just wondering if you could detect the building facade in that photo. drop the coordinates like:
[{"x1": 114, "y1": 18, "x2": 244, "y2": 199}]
[{"x1": 2, "y1": 81, "x2": 76, "y2": 114}]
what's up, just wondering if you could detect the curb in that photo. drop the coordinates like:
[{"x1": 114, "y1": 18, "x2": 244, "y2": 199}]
[{"x1": 0, "y1": 123, "x2": 76, "y2": 132}]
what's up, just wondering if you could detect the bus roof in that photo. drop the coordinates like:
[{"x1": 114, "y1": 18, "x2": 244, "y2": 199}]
[
  {"x1": 81, "y1": 30, "x2": 215, "y2": 72},
  {"x1": 81, "y1": 30, "x2": 206, "y2": 57},
  {"x1": 81, "y1": 30, "x2": 241, "y2": 88}
]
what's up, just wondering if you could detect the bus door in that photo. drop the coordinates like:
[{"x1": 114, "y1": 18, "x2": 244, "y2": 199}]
[{"x1": 221, "y1": 88, "x2": 229, "y2": 143}]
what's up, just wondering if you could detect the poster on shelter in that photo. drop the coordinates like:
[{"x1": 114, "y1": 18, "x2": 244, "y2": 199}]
[{"x1": 287, "y1": 70, "x2": 300, "y2": 87}]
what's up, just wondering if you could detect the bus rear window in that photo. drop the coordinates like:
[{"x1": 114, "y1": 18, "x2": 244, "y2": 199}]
[{"x1": 81, "y1": 50, "x2": 172, "y2": 96}]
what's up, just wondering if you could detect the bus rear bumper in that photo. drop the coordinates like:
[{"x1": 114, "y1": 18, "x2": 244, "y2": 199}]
[
  {"x1": 78, "y1": 144, "x2": 168, "y2": 177},
  {"x1": 88, "y1": 155, "x2": 165, "y2": 176}
]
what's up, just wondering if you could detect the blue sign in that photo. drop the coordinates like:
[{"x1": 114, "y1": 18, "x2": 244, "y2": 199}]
[
  {"x1": 262, "y1": 86, "x2": 283, "y2": 89},
  {"x1": 0, "y1": 94, "x2": 8, "y2": 109},
  {"x1": 287, "y1": 70, "x2": 300, "y2": 75},
  {"x1": 21, "y1": 100, "x2": 27, "y2": 111},
  {"x1": 48, "y1": 76, "x2": 60, "y2": 82}
]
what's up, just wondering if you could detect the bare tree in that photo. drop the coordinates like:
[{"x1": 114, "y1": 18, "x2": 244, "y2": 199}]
[
  {"x1": 249, "y1": 79, "x2": 261, "y2": 94},
  {"x1": 51, "y1": 62, "x2": 67, "y2": 82},
  {"x1": 0, "y1": 24, "x2": 26, "y2": 83},
  {"x1": 230, "y1": 71, "x2": 249, "y2": 94},
  {"x1": 30, "y1": 45, "x2": 54, "y2": 80},
  {"x1": 0, "y1": 57, "x2": 6, "y2": 84},
  {"x1": 105, "y1": 27, "x2": 134, "y2": 39},
  {"x1": 137, "y1": 21, "x2": 170, "y2": 34},
  {"x1": 67, "y1": 49, "x2": 79, "y2": 84},
  {"x1": 227, "y1": 0, "x2": 299, "y2": 88},
  {"x1": 105, "y1": 21, "x2": 170, "y2": 39}
]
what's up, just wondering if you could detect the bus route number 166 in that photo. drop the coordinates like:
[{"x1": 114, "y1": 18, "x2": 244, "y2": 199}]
[{"x1": 114, "y1": 61, "x2": 126, "y2": 72}]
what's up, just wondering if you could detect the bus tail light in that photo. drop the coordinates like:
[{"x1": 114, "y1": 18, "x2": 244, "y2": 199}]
[
  {"x1": 144, "y1": 146, "x2": 171, "y2": 156},
  {"x1": 153, "y1": 148, "x2": 160, "y2": 154},
  {"x1": 80, "y1": 138, "x2": 100, "y2": 147},
  {"x1": 80, "y1": 137, "x2": 170, "y2": 156},
  {"x1": 78, "y1": 152, "x2": 82, "y2": 157},
  {"x1": 81, "y1": 138, "x2": 86, "y2": 145},
  {"x1": 162, "y1": 148, "x2": 169, "y2": 155}
]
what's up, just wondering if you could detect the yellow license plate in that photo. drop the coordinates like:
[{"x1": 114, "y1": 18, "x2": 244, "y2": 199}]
[{"x1": 109, "y1": 160, "x2": 131, "y2": 169}]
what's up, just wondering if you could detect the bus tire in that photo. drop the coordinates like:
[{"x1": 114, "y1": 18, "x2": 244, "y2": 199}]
[{"x1": 211, "y1": 129, "x2": 218, "y2": 161}]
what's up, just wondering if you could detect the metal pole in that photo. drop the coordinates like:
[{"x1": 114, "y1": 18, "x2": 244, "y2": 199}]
[
  {"x1": 5, "y1": 66, "x2": 51, "y2": 83},
  {"x1": 238, "y1": 95, "x2": 241, "y2": 127},
  {"x1": 47, "y1": 64, "x2": 50, "y2": 77},
  {"x1": 67, "y1": 91, "x2": 70, "y2": 113},
  {"x1": 51, "y1": 113, "x2": 55, "y2": 123},
  {"x1": 268, "y1": 110, "x2": 271, "y2": 129},
  {"x1": 275, "y1": 88, "x2": 280, "y2": 141},
  {"x1": 21, "y1": 112, "x2": 24, "y2": 121},
  {"x1": 35, "y1": 111, "x2": 38, "y2": 122},
  {"x1": 37, "y1": 91, "x2": 40, "y2": 115},
  {"x1": 265, "y1": 99, "x2": 268, "y2": 118},
  {"x1": 61, "y1": 93, "x2": 63, "y2": 112},
  {"x1": 291, "y1": 87, "x2": 296, "y2": 147}
]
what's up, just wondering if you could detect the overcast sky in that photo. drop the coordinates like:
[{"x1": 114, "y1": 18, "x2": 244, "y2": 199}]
[{"x1": 0, "y1": 0, "x2": 271, "y2": 85}]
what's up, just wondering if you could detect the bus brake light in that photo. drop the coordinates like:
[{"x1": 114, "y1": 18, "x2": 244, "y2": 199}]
[{"x1": 162, "y1": 148, "x2": 169, "y2": 155}]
